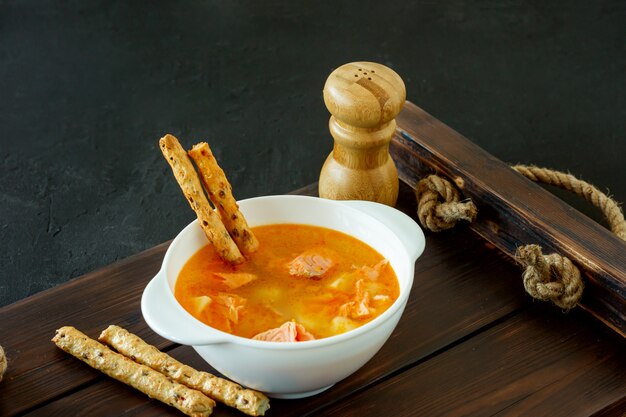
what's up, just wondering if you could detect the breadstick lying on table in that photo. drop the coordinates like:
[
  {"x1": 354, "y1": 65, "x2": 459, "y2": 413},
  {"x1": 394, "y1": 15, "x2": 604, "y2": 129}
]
[
  {"x1": 159, "y1": 134, "x2": 244, "y2": 264},
  {"x1": 99, "y1": 325, "x2": 270, "y2": 416},
  {"x1": 52, "y1": 326, "x2": 215, "y2": 417},
  {"x1": 188, "y1": 142, "x2": 259, "y2": 255}
]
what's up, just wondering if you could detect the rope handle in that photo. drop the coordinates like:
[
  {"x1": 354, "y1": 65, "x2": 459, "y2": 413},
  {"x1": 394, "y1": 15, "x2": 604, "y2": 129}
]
[
  {"x1": 511, "y1": 165, "x2": 626, "y2": 240},
  {"x1": 414, "y1": 165, "x2": 626, "y2": 310}
]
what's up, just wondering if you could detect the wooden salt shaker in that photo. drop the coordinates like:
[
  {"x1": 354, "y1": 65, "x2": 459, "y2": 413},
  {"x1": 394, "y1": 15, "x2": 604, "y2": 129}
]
[{"x1": 319, "y1": 62, "x2": 406, "y2": 206}]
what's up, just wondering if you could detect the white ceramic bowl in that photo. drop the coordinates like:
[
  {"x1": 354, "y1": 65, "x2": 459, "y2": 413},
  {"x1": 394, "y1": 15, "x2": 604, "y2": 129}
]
[{"x1": 142, "y1": 195, "x2": 425, "y2": 399}]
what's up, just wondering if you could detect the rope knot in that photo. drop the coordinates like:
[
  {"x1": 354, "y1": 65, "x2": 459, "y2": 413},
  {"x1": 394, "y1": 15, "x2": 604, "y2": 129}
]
[
  {"x1": 415, "y1": 174, "x2": 477, "y2": 232},
  {"x1": 515, "y1": 244, "x2": 584, "y2": 310}
]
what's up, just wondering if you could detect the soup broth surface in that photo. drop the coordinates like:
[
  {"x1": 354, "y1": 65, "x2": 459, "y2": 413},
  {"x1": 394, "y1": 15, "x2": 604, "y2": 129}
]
[{"x1": 175, "y1": 224, "x2": 399, "y2": 340}]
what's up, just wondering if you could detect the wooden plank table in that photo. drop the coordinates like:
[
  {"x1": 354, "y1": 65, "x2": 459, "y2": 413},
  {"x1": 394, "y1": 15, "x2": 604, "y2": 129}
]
[{"x1": 0, "y1": 182, "x2": 624, "y2": 416}]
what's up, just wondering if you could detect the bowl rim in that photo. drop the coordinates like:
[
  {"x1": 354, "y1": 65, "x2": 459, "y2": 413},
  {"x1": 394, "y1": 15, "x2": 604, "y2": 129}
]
[{"x1": 157, "y1": 194, "x2": 417, "y2": 350}]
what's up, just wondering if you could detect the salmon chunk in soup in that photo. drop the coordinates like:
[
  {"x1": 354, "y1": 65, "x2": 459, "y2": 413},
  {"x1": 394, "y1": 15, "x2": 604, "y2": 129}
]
[{"x1": 175, "y1": 224, "x2": 400, "y2": 340}]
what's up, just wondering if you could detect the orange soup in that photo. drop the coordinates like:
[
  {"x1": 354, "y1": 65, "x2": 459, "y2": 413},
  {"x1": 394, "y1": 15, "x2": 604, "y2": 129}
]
[{"x1": 175, "y1": 224, "x2": 399, "y2": 340}]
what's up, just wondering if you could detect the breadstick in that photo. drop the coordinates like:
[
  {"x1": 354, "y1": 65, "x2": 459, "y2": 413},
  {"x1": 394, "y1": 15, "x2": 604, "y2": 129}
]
[
  {"x1": 159, "y1": 134, "x2": 244, "y2": 264},
  {"x1": 52, "y1": 326, "x2": 215, "y2": 417},
  {"x1": 188, "y1": 142, "x2": 259, "y2": 255},
  {"x1": 99, "y1": 325, "x2": 270, "y2": 416}
]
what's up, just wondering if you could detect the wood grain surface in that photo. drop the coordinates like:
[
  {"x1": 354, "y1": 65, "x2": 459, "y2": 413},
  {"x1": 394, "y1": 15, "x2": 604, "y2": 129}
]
[
  {"x1": 322, "y1": 305, "x2": 626, "y2": 417},
  {"x1": 1, "y1": 184, "x2": 624, "y2": 416},
  {"x1": 391, "y1": 101, "x2": 626, "y2": 336}
]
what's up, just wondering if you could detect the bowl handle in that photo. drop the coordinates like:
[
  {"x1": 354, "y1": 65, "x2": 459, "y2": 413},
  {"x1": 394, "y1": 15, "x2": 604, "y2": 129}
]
[
  {"x1": 340, "y1": 200, "x2": 425, "y2": 262},
  {"x1": 141, "y1": 269, "x2": 230, "y2": 346}
]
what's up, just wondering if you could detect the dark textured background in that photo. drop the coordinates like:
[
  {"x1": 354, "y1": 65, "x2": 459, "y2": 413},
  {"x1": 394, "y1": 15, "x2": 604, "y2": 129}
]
[{"x1": 1, "y1": 1, "x2": 624, "y2": 307}]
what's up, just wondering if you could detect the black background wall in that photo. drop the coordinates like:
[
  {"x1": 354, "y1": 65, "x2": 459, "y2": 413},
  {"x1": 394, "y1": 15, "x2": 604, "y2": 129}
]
[{"x1": 1, "y1": 1, "x2": 624, "y2": 307}]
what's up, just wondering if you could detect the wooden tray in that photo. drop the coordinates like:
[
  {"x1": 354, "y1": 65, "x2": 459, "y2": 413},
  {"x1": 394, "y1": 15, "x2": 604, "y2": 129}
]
[
  {"x1": 391, "y1": 102, "x2": 626, "y2": 337},
  {"x1": 1, "y1": 123, "x2": 625, "y2": 415}
]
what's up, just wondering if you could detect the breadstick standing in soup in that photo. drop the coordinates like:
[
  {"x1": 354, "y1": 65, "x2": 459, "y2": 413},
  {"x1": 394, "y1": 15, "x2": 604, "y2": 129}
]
[
  {"x1": 188, "y1": 142, "x2": 259, "y2": 255},
  {"x1": 159, "y1": 134, "x2": 244, "y2": 264}
]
